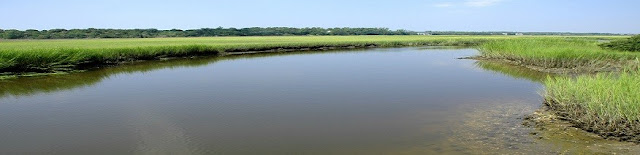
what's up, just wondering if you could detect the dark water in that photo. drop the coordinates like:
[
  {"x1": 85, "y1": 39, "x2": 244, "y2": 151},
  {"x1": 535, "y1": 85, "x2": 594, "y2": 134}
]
[{"x1": 0, "y1": 47, "x2": 637, "y2": 154}]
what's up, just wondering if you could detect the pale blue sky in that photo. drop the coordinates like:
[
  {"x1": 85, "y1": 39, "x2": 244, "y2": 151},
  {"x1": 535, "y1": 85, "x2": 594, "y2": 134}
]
[{"x1": 1, "y1": 0, "x2": 638, "y2": 33}]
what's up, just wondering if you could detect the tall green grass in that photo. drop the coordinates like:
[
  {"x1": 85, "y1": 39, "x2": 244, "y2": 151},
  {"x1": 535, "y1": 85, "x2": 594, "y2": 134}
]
[
  {"x1": 545, "y1": 70, "x2": 640, "y2": 141},
  {"x1": 479, "y1": 38, "x2": 640, "y2": 71}
]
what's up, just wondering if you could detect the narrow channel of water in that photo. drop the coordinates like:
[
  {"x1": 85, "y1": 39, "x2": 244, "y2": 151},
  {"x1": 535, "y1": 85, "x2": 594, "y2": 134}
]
[{"x1": 0, "y1": 47, "x2": 637, "y2": 154}]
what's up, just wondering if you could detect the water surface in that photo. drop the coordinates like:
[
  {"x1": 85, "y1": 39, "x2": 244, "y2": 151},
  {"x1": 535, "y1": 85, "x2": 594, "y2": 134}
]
[{"x1": 0, "y1": 47, "x2": 637, "y2": 154}]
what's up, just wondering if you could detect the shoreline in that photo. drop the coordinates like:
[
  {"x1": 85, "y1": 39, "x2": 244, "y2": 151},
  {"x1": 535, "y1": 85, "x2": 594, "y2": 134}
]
[
  {"x1": 0, "y1": 44, "x2": 479, "y2": 79},
  {"x1": 0, "y1": 44, "x2": 427, "y2": 79},
  {"x1": 0, "y1": 45, "x2": 405, "y2": 79}
]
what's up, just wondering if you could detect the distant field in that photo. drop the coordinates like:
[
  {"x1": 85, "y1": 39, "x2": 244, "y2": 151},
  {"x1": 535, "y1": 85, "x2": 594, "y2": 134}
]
[
  {"x1": 0, "y1": 35, "x2": 628, "y2": 72},
  {"x1": 0, "y1": 35, "x2": 626, "y2": 50},
  {"x1": 0, "y1": 35, "x2": 626, "y2": 73},
  {"x1": 0, "y1": 35, "x2": 508, "y2": 50},
  {"x1": 0, "y1": 35, "x2": 514, "y2": 72}
]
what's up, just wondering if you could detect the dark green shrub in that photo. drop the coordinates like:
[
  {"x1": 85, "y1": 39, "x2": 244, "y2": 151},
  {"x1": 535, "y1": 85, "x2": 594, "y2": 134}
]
[{"x1": 599, "y1": 35, "x2": 640, "y2": 52}]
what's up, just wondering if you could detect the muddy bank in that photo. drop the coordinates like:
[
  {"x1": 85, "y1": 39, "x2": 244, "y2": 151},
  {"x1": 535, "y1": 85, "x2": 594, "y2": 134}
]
[
  {"x1": 522, "y1": 105, "x2": 640, "y2": 153},
  {"x1": 430, "y1": 100, "x2": 640, "y2": 154},
  {"x1": 532, "y1": 100, "x2": 640, "y2": 143},
  {"x1": 0, "y1": 44, "x2": 382, "y2": 79},
  {"x1": 1, "y1": 43, "x2": 480, "y2": 79}
]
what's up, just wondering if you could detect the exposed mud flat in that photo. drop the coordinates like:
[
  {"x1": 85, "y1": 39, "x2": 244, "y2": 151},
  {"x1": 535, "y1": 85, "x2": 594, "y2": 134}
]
[
  {"x1": 419, "y1": 100, "x2": 640, "y2": 154},
  {"x1": 523, "y1": 106, "x2": 640, "y2": 154}
]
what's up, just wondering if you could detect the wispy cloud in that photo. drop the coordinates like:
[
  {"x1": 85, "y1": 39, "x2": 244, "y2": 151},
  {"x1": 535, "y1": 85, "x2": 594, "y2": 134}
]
[
  {"x1": 464, "y1": 0, "x2": 504, "y2": 7},
  {"x1": 433, "y1": 2, "x2": 454, "y2": 8}
]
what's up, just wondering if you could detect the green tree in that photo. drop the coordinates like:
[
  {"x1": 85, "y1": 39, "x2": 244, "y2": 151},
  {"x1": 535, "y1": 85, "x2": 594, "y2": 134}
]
[{"x1": 2, "y1": 30, "x2": 23, "y2": 39}]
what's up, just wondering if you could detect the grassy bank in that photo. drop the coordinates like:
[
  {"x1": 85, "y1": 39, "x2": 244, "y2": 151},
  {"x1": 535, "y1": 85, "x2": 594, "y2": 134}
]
[
  {"x1": 0, "y1": 35, "x2": 505, "y2": 73},
  {"x1": 545, "y1": 70, "x2": 640, "y2": 142},
  {"x1": 478, "y1": 38, "x2": 639, "y2": 73}
]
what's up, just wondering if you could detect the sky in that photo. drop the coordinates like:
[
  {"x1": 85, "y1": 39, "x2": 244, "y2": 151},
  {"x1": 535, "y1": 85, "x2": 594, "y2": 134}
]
[{"x1": 1, "y1": 0, "x2": 638, "y2": 33}]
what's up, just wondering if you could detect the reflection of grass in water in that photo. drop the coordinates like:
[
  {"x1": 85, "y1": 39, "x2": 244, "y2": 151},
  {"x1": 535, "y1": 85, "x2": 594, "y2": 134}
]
[
  {"x1": 474, "y1": 60, "x2": 554, "y2": 83},
  {"x1": 0, "y1": 49, "x2": 378, "y2": 98},
  {"x1": 417, "y1": 46, "x2": 471, "y2": 50},
  {"x1": 0, "y1": 57, "x2": 215, "y2": 98}
]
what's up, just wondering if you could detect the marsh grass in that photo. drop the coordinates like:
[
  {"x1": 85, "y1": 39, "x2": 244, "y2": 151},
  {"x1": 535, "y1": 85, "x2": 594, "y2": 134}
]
[
  {"x1": 479, "y1": 38, "x2": 640, "y2": 72},
  {"x1": 544, "y1": 70, "x2": 640, "y2": 141}
]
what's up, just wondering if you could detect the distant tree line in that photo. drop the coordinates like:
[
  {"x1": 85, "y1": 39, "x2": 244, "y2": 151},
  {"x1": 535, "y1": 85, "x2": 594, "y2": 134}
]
[
  {"x1": 423, "y1": 31, "x2": 624, "y2": 36},
  {"x1": 0, "y1": 27, "x2": 628, "y2": 39},
  {"x1": 0, "y1": 27, "x2": 411, "y2": 39}
]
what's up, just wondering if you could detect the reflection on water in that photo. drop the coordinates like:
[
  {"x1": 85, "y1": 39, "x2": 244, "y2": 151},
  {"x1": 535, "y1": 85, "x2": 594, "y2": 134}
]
[
  {"x1": 0, "y1": 50, "x2": 367, "y2": 98},
  {"x1": 474, "y1": 60, "x2": 557, "y2": 83},
  {"x1": 0, "y1": 47, "x2": 637, "y2": 154}
]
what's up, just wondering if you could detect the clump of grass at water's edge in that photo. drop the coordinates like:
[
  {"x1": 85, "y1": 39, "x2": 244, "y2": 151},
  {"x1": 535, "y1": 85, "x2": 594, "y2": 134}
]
[{"x1": 544, "y1": 70, "x2": 640, "y2": 142}]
